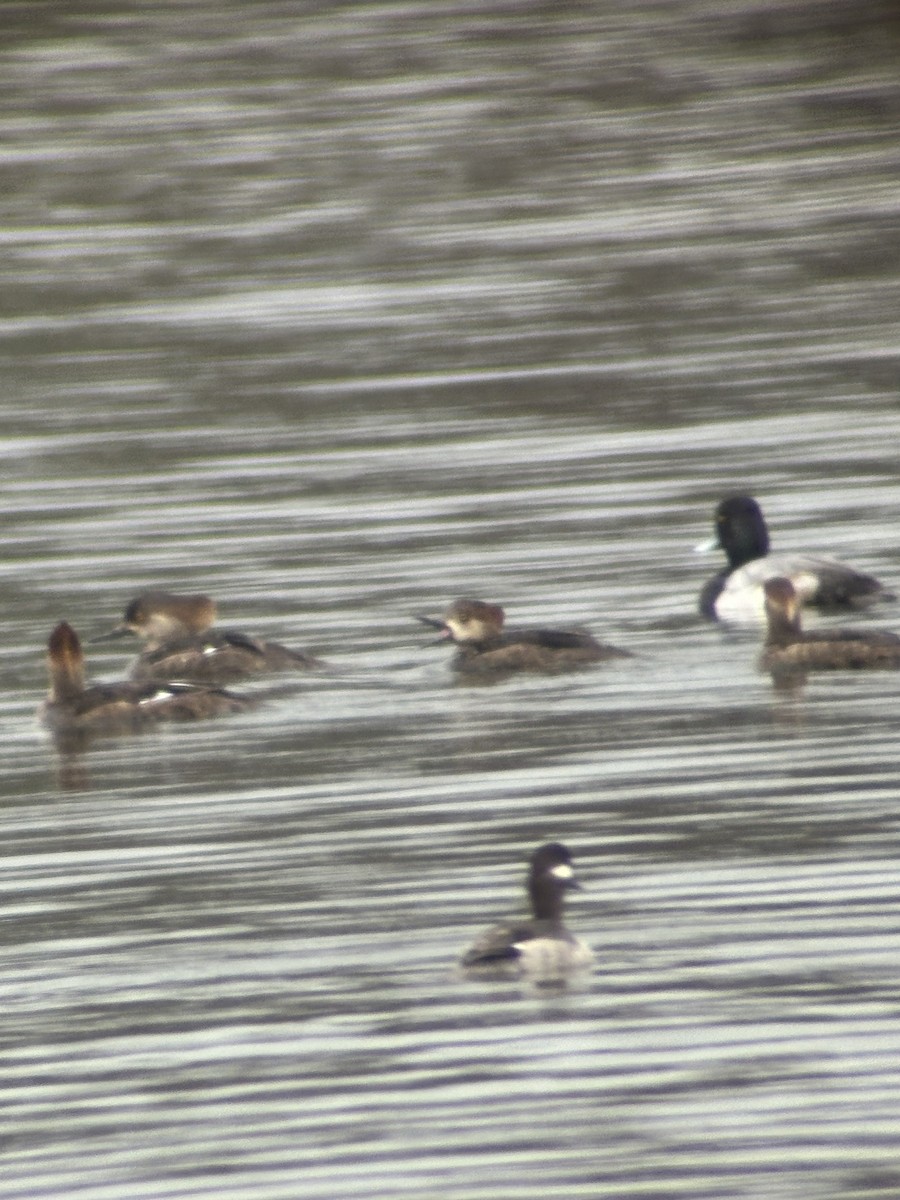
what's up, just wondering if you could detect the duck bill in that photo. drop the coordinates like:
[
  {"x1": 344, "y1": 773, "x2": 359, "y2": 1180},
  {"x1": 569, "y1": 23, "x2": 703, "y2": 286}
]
[
  {"x1": 420, "y1": 619, "x2": 453, "y2": 638},
  {"x1": 693, "y1": 536, "x2": 720, "y2": 554},
  {"x1": 416, "y1": 614, "x2": 453, "y2": 641},
  {"x1": 89, "y1": 624, "x2": 134, "y2": 644},
  {"x1": 550, "y1": 863, "x2": 581, "y2": 890}
]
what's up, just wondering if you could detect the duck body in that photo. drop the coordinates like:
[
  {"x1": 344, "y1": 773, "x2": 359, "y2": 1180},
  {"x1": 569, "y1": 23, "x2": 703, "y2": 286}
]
[
  {"x1": 40, "y1": 621, "x2": 251, "y2": 738},
  {"x1": 42, "y1": 679, "x2": 250, "y2": 733},
  {"x1": 760, "y1": 578, "x2": 900, "y2": 672},
  {"x1": 420, "y1": 598, "x2": 629, "y2": 676},
  {"x1": 700, "y1": 496, "x2": 889, "y2": 623},
  {"x1": 460, "y1": 842, "x2": 594, "y2": 982},
  {"x1": 460, "y1": 914, "x2": 595, "y2": 977},
  {"x1": 96, "y1": 591, "x2": 323, "y2": 684},
  {"x1": 129, "y1": 627, "x2": 321, "y2": 684},
  {"x1": 42, "y1": 680, "x2": 158, "y2": 736}
]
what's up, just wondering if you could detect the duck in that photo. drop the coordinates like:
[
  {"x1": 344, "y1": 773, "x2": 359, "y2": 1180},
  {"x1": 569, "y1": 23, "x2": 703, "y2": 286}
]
[
  {"x1": 760, "y1": 577, "x2": 900, "y2": 672},
  {"x1": 417, "y1": 598, "x2": 629, "y2": 675},
  {"x1": 40, "y1": 621, "x2": 252, "y2": 737},
  {"x1": 94, "y1": 591, "x2": 324, "y2": 684},
  {"x1": 698, "y1": 495, "x2": 889, "y2": 623},
  {"x1": 460, "y1": 842, "x2": 594, "y2": 981}
]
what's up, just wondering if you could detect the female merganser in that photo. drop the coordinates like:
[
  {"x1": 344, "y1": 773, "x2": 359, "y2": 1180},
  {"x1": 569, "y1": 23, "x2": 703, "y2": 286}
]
[
  {"x1": 418, "y1": 598, "x2": 629, "y2": 675},
  {"x1": 760, "y1": 577, "x2": 900, "y2": 672},
  {"x1": 40, "y1": 621, "x2": 251, "y2": 737},
  {"x1": 95, "y1": 591, "x2": 324, "y2": 684}
]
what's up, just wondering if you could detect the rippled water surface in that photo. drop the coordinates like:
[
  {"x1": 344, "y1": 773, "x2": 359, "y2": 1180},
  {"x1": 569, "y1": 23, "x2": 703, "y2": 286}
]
[{"x1": 3, "y1": 2, "x2": 900, "y2": 1197}]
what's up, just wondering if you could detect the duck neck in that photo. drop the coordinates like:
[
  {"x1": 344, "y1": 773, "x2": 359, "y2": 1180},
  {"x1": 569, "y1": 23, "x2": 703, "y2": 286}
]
[
  {"x1": 765, "y1": 605, "x2": 802, "y2": 646},
  {"x1": 470, "y1": 633, "x2": 504, "y2": 652},
  {"x1": 529, "y1": 877, "x2": 565, "y2": 924},
  {"x1": 728, "y1": 530, "x2": 768, "y2": 568},
  {"x1": 48, "y1": 654, "x2": 85, "y2": 702}
]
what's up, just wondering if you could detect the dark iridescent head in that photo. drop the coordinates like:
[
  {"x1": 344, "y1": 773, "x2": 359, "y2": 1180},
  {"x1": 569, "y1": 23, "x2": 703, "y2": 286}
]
[
  {"x1": 46, "y1": 621, "x2": 86, "y2": 698},
  {"x1": 528, "y1": 842, "x2": 581, "y2": 920},
  {"x1": 714, "y1": 496, "x2": 771, "y2": 568}
]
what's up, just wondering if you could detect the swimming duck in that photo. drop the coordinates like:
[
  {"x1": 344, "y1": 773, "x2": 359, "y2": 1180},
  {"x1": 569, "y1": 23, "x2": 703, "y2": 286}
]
[
  {"x1": 40, "y1": 621, "x2": 251, "y2": 737},
  {"x1": 699, "y1": 495, "x2": 889, "y2": 623},
  {"x1": 95, "y1": 591, "x2": 324, "y2": 684},
  {"x1": 460, "y1": 842, "x2": 594, "y2": 981},
  {"x1": 760, "y1": 577, "x2": 900, "y2": 672},
  {"x1": 418, "y1": 598, "x2": 629, "y2": 675}
]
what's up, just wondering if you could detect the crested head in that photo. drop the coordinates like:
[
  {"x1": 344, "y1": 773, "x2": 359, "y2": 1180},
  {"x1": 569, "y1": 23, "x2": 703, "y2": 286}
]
[
  {"x1": 121, "y1": 591, "x2": 218, "y2": 641},
  {"x1": 48, "y1": 620, "x2": 82, "y2": 660},
  {"x1": 442, "y1": 598, "x2": 505, "y2": 644},
  {"x1": 764, "y1": 576, "x2": 801, "y2": 620},
  {"x1": 763, "y1": 576, "x2": 803, "y2": 638},
  {"x1": 46, "y1": 621, "x2": 86, "y2": 698}
]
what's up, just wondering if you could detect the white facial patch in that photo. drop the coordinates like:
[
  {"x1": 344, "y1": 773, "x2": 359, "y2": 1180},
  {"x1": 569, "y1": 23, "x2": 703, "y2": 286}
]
[{"x1": 550, "y1": 862, "x2": 574, "y2": 881}]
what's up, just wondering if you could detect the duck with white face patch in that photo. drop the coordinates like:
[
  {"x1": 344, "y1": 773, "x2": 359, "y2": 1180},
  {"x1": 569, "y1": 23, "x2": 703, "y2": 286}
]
[{"x1": 459, "y1": 842, "x2": 594, "y2": 984}]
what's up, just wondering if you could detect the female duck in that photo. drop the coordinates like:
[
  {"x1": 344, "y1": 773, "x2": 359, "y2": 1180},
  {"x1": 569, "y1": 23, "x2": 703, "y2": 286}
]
[
  {"x1": 95, "y1": 591, "x2": 324, "y2": 684},
  {"x1": 699, "y1": 495, "x2": 889, "y2": 623},
  {"x1": 418, "y1": 598, "x2": 629, "y2": 675},
  {"x1": 760, "y1": 578, "x2": 900, "y2": 672},
  {"x1": 460, "y1": 842, "x2": 594, "y2": 981},
  {"x1": 41, "y1": 621, "x2": 251, "y2": 737}
]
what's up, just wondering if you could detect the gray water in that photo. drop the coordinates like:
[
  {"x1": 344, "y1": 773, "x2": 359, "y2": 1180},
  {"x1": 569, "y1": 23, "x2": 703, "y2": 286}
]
[{"x1": 3, "y1": 2, "x2": 900, "y2": 1197}]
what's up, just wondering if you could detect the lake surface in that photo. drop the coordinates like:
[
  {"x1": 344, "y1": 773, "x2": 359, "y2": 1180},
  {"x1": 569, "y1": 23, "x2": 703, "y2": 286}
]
[{"x1": 3, "y1": 2, "x2": 900, "y2": 1197}]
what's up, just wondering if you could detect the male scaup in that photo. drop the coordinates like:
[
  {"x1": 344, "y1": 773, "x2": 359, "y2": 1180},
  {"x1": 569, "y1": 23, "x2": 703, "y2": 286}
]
[
  {"x1": 698, "y1": 495, "x2": 889, "y2": 623},
  {"x1": 460, "y1": 842, "x2": 594, "y2": 981},
  {"x1": 94, "y1": 591, "x2": 324, "y2": 684},
  {"x1": 418, "y1": 598, "x2": 629, "y2": 675},
  {"x1": 760, "y1": 577, "x2": 900, "y2": 672}
]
